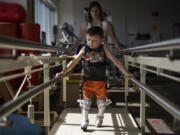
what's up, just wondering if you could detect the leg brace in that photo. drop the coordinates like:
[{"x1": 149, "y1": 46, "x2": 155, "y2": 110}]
[
  {"x1": 97, "y1": 99, "x2": 106, "y2": 116},
  {"x1": 80, "y1": 98, "x2": 92, "y2": 121}
]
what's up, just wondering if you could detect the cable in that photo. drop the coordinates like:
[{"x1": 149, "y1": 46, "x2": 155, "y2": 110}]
[{"x1": 14, "y1": 75, "x2": 28, "y2": 100}]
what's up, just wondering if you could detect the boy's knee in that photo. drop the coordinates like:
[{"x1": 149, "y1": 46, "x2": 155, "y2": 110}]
[
  {"x1": 81, "y1": 98, "x2": 92, "y2": 110},
  {"x1": 97, "y1": 99, "x2": 106, "y2": 109}
]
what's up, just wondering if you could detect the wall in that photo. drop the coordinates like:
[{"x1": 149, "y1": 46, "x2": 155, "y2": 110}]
[
  {"x1": 58, "y1": 0, "x2": 74, "y2": 25},
  {"x1": 58, "y1": 0, "x2": 180, "y2": 47},
  {"x1": 0, "y1": 0, "x2": 27, "y2": 9}
]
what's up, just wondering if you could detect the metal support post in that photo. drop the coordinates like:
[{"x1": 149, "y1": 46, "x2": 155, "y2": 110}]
[
  {"x1": 140, "y1": 64, "x2": 146, "y2": 135},
  {"x1": 43, "y1": 64, "x2": 50, "y2": 135},
  {"x1": 124, "y1": 55, "x2": 129, "y2": 111},
  {"x1": 62, "y1": 60, "x2": 67, "y2": 107}
]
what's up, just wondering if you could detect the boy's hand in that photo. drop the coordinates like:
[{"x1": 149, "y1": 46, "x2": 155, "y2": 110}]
[
  {"x1": 56, "y1": 72, "x2": 64, "y2": 78},
  {"x1": 127, "y1": 73, "x2": 134, "y2": 80}
]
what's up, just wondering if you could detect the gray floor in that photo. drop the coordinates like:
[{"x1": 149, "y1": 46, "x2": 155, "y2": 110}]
[{"x1": 50, "y1": 108, "x2": 139, "y2": 135}]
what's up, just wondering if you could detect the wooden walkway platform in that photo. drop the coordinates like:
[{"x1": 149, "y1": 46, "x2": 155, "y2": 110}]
[{"x1": 50, "y1": 108, "x2": 140, "y2": 135}]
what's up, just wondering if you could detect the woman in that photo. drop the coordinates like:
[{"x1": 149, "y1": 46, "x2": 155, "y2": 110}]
[{"x1": 69, "y1": 1, "x2": 123, "y2": 53}]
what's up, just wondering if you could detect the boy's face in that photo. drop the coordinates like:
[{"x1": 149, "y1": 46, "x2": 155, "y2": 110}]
[{"x1": 86, "y1": 34, "x2": 103, "y2": 49}]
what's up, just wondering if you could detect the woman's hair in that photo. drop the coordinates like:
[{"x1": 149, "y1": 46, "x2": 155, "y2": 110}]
[
  {"x1": 87, "y1": 1, "x2": 104, "y2": 22},
  {"x1": 87, "y1": 26, "x2": 104, "y2": 38}
]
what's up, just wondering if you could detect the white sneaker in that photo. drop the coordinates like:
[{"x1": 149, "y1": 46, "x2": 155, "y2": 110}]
[
  {"x1": 81, "y1": 119, "x2": 89, "y2": 131},
  {"x1": 95, "y1": 115, "x2": 104, "y2": 127}
]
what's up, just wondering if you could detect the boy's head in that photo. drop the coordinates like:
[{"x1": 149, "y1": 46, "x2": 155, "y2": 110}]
[{"x1": 86, "y1": 26, "x2": 104, "y2": 49}]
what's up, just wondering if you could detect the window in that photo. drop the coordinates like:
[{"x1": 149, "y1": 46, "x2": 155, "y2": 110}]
[{"x1": 34, "y1": 0, "x2": 57, "y2": 45}]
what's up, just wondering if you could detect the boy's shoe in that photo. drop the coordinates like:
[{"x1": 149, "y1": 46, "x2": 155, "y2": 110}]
[
  {"x1": 95, "y1": 115, "x2": 104, "y2": 127},
  {"x1": 81, "y1": 119, "x2": 89, "y2": 131}
]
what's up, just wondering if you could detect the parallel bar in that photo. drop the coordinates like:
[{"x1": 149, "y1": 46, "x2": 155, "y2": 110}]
[
  {"x1": 130, "y1": 78, "x2": 180, "y2": 121},
  {"x1": 120, "y1": 38, "x2": 180, "y2": 53},
  {"x1": 0, "y1": 56, "x2": 65, "y2": 73},
  {"x1": 0, "y1": 63, "x2": 62, "y2": 83},
  {"x1": 0, "y1": 77, "x2": 61, "y2": 119},
  {"x1": 0, "y1": 36, "x2": 66, "y2": 52},
  {"x1": 1, "y1": 35, "x2": 180, "y2": 54},
  {"x1": 126, "y1": 56, "x2": 180, "y2": 73},
  {"x1": 0, "y1": 72, "x2": 26, "y2": 82},
  {"x1": 129, "y1": 63, "x2": 180, "y2": 82}
]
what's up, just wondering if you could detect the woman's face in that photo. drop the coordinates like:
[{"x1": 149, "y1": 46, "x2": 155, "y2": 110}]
[{"x1": 90, "y1": 6, "x2": 100, "y2": 19}]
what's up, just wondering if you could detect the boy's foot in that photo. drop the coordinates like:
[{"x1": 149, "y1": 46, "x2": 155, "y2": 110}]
[
  {"x1": 95, "y1": 115, "x2": 104, "y2": 127},
  {"x1": 81, "y1": 119, "x2": 89, "y2": 131}
]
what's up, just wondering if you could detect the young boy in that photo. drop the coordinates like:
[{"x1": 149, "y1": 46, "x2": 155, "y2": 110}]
[{"x1": 56, "y1": 26, "x2": 132, "y2": 130}]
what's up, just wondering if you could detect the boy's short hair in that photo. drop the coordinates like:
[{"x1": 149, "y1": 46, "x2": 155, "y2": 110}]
[{"x1": 87, "y1": 26, "x2": 104, "y2": 38}]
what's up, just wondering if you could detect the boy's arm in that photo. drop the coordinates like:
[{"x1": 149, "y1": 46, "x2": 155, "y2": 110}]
[
  {"x1": 103, "y1": 45, "x2": 132, "y2": 78},
  {"x1": 56, "y1": 46, "x2": 85, "y2": 78}
]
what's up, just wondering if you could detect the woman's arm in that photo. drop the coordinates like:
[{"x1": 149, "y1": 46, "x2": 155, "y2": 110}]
[
  {"x1": 106, "y1": 21, "x2": 122, "y2": 51},
  {"x1": 69, "y1": 22, "x2": 88, "y2": 51},
  {"x1": 104, "y1": 45, "x2": 132, "y2": 78},
  {"x1": 56, "y1": 46, "x2": 85, "y2": 77}
]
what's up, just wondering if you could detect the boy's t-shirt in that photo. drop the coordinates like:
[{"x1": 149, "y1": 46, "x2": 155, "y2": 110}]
[{"x1": 82, "y1": 44, "x2": 107, "y2": 81}]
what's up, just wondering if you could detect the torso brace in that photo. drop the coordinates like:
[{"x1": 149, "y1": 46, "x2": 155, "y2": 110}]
[{"x1": 82, "y1": 45, "x2": 107, "y2": 81}]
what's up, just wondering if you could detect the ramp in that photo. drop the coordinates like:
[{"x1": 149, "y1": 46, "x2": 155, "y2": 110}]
[{"x1": 50, "y1": 108, "x2": 139, "y2": 135}]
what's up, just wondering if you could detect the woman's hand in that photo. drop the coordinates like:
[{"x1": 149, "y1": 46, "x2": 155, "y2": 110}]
[
  {"x1": 117, "y1": 45, "x2": 121, "y2": 52},
  {"x1": 67, "y1": 48, "x2": 74, "y2": 55}
]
